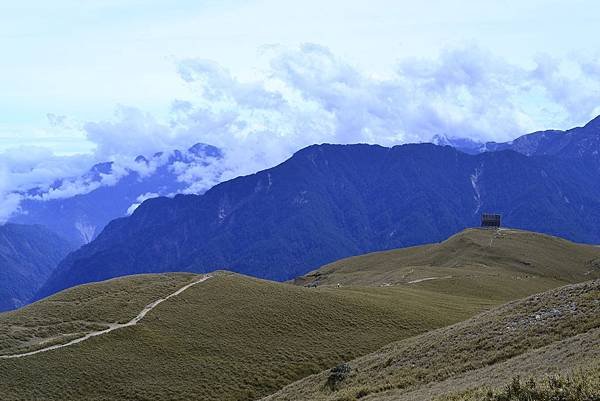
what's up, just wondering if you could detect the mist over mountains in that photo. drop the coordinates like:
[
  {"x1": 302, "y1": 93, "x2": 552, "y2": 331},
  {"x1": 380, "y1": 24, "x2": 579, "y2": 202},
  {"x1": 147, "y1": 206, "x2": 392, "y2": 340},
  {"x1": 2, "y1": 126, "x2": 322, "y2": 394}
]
[
  {"x1": 35, "y1": 116, "x2": 600, "y2": 299},
  {"x1": 1, "y1": 115, "x2": 598, "y2": 308},
  {"x1": 9, "y1": 144, "x2": 222, "y2": 245},
  {"x1": 434, "y1": 115, "x2": 600, "y2": 160},
  {"x1": 4, "y1": 3, "x2": 600, "y2": 400}
]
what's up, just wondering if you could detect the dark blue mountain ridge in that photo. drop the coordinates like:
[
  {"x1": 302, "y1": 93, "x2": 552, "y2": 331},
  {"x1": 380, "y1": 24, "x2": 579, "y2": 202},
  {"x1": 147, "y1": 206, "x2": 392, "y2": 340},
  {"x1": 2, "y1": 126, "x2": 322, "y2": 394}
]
[
  {"x1": 440, "y1": 115, "x2": 600, "y2": 160},
  {"x1": 0, "y1": 223, "x2": 74, "y2": 311},
  {"x1": 430, "y1": 134, "x2": 484, "y2": 154},
  {"x1": 10, "y1": 143, "x2": 222, "y2": 245},
  {"x1": 484, "y1": 115, "x2": 600, "y2": 159},
  {"x1": 37, "y1": 122, "x2": 600, "y2": 299}
]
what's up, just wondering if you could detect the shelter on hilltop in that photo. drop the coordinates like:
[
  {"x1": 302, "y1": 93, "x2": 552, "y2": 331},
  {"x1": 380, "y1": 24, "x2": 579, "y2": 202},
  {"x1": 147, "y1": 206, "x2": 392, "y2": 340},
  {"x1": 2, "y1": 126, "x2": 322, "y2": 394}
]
[{"x1": 481, "y1": 213, "x2": 501, "y2": 228}]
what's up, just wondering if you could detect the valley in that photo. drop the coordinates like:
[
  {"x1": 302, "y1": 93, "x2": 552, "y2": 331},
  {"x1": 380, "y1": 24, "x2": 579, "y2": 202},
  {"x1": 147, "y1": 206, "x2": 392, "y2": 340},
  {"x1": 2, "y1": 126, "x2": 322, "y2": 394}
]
[
  {"x1": 0, "y1": 224, "x2": 74, "y2": 312},
  {"x1": 5, "y1": 115, "x2": 600, "y2": 313}
]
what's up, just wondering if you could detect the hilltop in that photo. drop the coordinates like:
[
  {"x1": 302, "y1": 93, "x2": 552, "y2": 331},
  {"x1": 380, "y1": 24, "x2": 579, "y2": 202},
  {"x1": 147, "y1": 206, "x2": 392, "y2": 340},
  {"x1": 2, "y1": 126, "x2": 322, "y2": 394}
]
[{"x1": 294, "y1": 228, "x2": 600, "y2": 300}]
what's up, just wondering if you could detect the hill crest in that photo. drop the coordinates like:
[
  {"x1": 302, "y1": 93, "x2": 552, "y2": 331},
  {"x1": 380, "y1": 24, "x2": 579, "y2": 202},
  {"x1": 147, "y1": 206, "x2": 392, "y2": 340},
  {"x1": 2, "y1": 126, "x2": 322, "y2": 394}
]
[{"x1": 294, "y1": 228, "x2": 600, "y2": 293}]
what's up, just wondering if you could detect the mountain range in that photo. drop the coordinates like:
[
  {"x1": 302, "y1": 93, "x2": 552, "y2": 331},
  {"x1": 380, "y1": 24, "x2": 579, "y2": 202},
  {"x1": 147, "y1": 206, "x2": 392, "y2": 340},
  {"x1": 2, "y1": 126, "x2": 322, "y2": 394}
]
[
  {"x1": 10, "y1": 143, "x2": 222, "y2": 245},
  {"x1": 434, "y1": 114, "x2": 600, "y2": 160},
  {"x1": 0, "y1": 224, "x2": 74, "y2": 311},
  {"x1": 36, "y1": 115, "x2": 600, "y2": 299}
]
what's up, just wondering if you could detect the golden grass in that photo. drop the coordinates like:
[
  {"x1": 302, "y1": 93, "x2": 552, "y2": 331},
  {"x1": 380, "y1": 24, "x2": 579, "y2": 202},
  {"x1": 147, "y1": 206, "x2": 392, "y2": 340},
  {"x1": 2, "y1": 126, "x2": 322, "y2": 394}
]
[
  {"x1": 295, "y1": 228, "x2": 600, "y2": 301},
  {"x1": 264, "y1": 280, "x2": 600, "y2": 401},
  {"x1": 0, "y1": 273, "x2": 195, "y2": 355},
  {"x1": 437, "y1": 367, "x2": 600, "y2": 401},
  {"x1": 1, "y1": 228, "x2": 599, "y2": 400},
  {"x1": 0, "y1": 273, "x2": 493, "y2": 401}
]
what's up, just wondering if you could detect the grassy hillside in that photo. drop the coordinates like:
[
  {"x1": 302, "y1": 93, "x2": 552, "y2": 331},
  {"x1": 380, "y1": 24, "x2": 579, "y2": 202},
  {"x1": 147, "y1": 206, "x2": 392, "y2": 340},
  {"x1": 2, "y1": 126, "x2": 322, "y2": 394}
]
[
  {"x1": 1, "y1": 228, "x2": 598, "y2": 401},
  {"x1": 263, "y1": 280, "x2": 600, "y2": 401},
  {"x1": 0, "y1": 273, "x2": 195, "y2": 355},
  {"x1": 437, "y1": 367, "x2": 600, "y2": 401},
  {"x1": 0, "y1": 272, "x2": 493, "y2": 401},
  {"x1": 294, "y1": 228, "x2": 600, "y2": 301}
]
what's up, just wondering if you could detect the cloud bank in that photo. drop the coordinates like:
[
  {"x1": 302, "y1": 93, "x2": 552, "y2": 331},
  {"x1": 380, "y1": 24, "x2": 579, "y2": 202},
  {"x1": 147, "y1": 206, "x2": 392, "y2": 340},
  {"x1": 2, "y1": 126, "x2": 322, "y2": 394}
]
[{"x1": 2, "y1": 44, "x2": 600, "y2": 222}]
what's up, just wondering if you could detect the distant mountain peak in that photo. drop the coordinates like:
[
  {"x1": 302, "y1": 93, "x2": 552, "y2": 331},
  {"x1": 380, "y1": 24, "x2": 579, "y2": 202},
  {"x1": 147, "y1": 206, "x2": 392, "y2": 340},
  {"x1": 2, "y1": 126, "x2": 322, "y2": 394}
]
[
  {"x1": 89, "y1": 161, "x2": 113, "y2": 174},
  {"x1": 36, "y1": 141, "x2": 600, "y2": 301},
  {"x1": 583, "y1": 114, "x2": 600, "y2": 130},
  {"x1": 11, "y1": 142, "x2": 224, "y2": 245},
  {"x1": 434, "y1": 115, "x2": 600, "y2": 158},
  {"x1": 430, "y1": 134, "x2": 484, "y2": 154},
  {"x1": 188, "y1": 143, "x2": 223, "y2": 158}
]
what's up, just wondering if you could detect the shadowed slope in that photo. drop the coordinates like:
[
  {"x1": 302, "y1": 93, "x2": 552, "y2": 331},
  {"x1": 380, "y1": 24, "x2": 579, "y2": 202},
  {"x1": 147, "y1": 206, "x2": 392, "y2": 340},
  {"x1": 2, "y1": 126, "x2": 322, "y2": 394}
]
[
  {"x1": 37, "y1": 142, "x2": 600, "y2": 300},
  {"x1": 0, "y1": 224, "x2": 74, "y2": 311}
]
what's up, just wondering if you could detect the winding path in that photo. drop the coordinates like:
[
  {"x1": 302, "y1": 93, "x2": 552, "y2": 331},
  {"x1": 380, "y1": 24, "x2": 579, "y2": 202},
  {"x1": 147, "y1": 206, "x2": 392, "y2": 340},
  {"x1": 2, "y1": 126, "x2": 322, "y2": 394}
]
[
  {"x1": 0, "y1": 275, "x2": 211, "y2": 359},
  {"x1": 407, "y1": 276, "x2": 452, "y2": 284}
]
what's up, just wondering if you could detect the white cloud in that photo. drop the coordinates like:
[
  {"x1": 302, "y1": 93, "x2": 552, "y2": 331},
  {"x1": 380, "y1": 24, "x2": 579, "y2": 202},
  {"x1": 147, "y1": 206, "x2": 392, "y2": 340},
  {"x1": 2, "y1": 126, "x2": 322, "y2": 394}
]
[
  {"x1": 126, "y1": 192, "x2": 160, "y2": 215},
  {"x1": 0, "y1": 147, "x2": 93, "y2": 221},
  {"x1": 167, "y1": 43, "x2": 600, "y2": 152},
  {"x1": 170, "y1": 156, "x2": 226, "y2": 195},
  {"x1": 84, "y1": 106, "x2": 171, "y2": 160},
  {"x1": 2, "y1": 44, "x2": 600, "y2": 223}
]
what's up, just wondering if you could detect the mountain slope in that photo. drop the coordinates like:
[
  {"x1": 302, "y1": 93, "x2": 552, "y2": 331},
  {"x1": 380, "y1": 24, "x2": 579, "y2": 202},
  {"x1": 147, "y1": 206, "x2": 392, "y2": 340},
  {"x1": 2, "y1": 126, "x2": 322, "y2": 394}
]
[
  {"x1": 10, "y1": 143, "x2": 222, "y2": 245},
  {"x1": 0, "y1": 224, "x2": 74, "y2": 311},
  {"x1": 486, "y1": 115, "x2": 600, "y2": 159},
  {"x1": 37, "y1": 141, "x2": 600, "y2": 299},
  {"x1": 0, "y1": 272, "x2": 494, "y2": 401},
  {"x1": 293, "y1": 228, "x2": 600, "y2": 300},
  {"x1": 449, "y1": 114, "x2": 600, "y2": 163},
  {"x1": 263, "y1": 279, "x2": 600, "y2": 401},
  {"x1": 3, "y1": 229, "x2": 598, "y2": 400}
]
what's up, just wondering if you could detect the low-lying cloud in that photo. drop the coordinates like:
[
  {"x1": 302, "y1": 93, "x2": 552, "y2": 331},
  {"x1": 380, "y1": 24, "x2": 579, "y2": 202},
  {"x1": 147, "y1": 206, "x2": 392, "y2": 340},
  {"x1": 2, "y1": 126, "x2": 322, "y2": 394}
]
[{"x1": 2, "y1": 44, "x2": 600, "y2": 222}]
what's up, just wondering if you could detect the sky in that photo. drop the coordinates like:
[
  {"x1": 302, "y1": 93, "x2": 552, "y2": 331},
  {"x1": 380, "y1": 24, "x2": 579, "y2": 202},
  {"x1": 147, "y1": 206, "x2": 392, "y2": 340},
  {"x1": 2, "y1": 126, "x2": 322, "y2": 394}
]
[{"x1": 1, "y1": 0, "x2": 600, "y2": 219}]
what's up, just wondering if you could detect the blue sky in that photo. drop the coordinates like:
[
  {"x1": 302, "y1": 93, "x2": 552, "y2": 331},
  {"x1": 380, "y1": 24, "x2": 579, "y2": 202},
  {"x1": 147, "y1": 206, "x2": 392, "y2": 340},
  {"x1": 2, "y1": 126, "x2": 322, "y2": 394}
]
[
  {"x1": 2, "y1": 0, "x2": 600, "y2": 152},
  {"x1": 1, "y1": 0, "x2": 600, "y2": 219}
]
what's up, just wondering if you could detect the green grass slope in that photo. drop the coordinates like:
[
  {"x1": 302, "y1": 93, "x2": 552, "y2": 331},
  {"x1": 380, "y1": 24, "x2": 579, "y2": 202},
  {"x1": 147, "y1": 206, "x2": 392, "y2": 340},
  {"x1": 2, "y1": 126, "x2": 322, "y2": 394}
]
[
  {"x1": 438, "y1": 368, "x2": 600, "y2": 401},
  {"x1": 1, "y1": 228, "x2": 598, "y2": 401},
  {"x1": 263, "y1": 280, "x2": 600, "y2": 401},
  {"x1": 0, "y1": 273, "x2": 195, "y2": 356},
  {"x1": 294, "y1": 228, "x2": 600, "y2": 301},
  {"x1": 0, "y1": 272, "x2": 493, "y2": 401}
]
